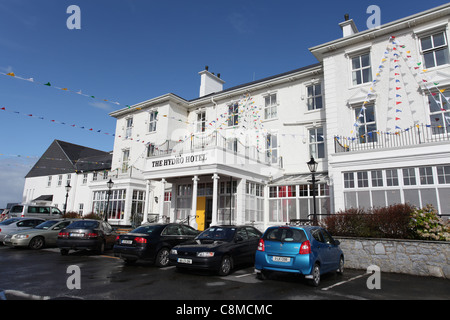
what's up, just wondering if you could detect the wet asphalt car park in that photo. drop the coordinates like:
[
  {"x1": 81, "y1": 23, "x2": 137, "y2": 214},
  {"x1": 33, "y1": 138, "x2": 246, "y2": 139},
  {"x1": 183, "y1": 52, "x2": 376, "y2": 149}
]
[{"x1": 0, "y1": 245, "x2": 449, "y2": 302}]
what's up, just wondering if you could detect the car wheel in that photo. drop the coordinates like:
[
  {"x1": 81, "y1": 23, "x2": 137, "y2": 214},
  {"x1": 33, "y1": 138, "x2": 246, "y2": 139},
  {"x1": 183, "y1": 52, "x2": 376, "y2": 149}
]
[
  {"x1": 60, "y1": 249, "x2": 69, "y2": 256},
  {"x1": 218, "y1": 255, "x2": 232, "y2": 276},
  {"x1": 337, "y1": 256, "x2": 344, "y2": 274},
  {"x1": 155, "y1": 248, "x2": 170, "y2": 267},
  {"x1": 308, "y1": 263, "x2": 321, "y2": 287},
  {"x1": 28, "y1": 236, "x2": 45, "y2": 250}
]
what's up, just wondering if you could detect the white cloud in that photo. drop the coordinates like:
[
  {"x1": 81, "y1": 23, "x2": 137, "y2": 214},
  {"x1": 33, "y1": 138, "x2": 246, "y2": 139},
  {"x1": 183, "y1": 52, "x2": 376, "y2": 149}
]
[
  {"x1": 0, "y1": 160, "x2": 30, "y2": 208},
  {"x1": 89, "y1": 101, "x2": 114, "y2": 111}
]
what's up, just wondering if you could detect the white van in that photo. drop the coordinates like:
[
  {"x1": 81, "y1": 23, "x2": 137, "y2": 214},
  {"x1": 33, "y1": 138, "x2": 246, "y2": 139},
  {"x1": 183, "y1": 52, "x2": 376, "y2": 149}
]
[{"x1": 9, "y1": 204, "x2": 63, "y2": 220}]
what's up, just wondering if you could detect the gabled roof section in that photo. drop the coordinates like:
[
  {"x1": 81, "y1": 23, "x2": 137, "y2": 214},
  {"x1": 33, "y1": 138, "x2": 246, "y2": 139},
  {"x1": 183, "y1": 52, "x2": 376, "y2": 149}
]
[{"x1": 25, "y1": 140, "x2": 111, "y2": 178}]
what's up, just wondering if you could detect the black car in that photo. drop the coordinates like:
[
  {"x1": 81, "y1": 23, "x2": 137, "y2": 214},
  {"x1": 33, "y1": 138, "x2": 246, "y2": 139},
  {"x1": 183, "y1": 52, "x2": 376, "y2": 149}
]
[
  {"x1": 169, "y1": 225, "x2": 262, "y2": 276},
  {"x1": 57, "y1": 219, "x2": 117, "y2": 255},
  {"x1": 114, "y1": 223, "x2": 199, "y2": 267}
]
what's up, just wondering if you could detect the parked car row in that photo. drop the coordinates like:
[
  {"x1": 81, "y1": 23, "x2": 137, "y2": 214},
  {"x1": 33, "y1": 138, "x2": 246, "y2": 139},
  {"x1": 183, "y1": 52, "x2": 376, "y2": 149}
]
[{"x1": 1, "y1": 218, "x2": 344, "y2": 287}]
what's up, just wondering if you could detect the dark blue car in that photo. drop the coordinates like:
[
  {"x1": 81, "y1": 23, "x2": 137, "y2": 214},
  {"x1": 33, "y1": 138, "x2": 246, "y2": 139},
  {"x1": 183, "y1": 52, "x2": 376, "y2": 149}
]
[{"x1": 254, "y1": 225, "x2": 344, "y2": 286}]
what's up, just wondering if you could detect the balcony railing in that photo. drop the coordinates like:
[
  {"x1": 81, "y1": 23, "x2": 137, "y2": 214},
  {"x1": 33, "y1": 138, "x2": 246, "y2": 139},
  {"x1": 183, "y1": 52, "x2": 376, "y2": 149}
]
[
  {"x1": 335, "y1": 124, "x2": 450, "y2": 153},
  {"x1": 147, "y1": 131, "x2": 274, "y2": 165}
]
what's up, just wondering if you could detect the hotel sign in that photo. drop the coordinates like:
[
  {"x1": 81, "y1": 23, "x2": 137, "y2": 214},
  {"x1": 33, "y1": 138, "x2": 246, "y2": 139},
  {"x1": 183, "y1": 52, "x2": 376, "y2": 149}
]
[{"x1": 151, "y1": 153, "x2": 208, "y2": 169}]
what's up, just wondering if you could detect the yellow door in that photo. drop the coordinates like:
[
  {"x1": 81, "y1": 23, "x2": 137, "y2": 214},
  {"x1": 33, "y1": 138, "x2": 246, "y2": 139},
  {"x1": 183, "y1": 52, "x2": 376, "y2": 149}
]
[{"x1": 196, "y1": 197, "x2": 206, "y2": 231}]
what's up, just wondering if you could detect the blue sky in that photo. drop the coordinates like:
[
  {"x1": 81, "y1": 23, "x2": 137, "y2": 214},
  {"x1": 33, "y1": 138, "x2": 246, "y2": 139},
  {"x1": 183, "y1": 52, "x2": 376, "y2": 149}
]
[{"x1": 0, "y1": 0, "x2": 448, "y2": 207}]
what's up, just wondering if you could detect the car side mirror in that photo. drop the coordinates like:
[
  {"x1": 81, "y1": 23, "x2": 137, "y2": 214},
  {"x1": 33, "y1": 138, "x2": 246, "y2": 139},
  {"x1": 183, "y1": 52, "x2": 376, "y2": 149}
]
[
  {"x1": 235, "y1": 235, "x2": 244, "y2": 242},
  {"x1": 334, "y1": 240, "x2": 340, "y2": 246}
]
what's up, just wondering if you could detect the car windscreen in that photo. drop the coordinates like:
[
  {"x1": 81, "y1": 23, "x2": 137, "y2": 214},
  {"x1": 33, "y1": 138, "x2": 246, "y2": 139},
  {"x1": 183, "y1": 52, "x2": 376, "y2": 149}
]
[
  {"x1": 0, "y1": 218, "x2": 21, "y2": 225},
  {"x1": 35, "y1": 220, "x2": 59, "y2": 229},
  {"x1": 196, "y1": 227, "x2": 236, "y2": 241},
  {"x1": 263, "y1": 227, "x2": 306, "y2": 243},
  {"x1": 130, "y1": 225, "x2": 163, "y2": 235},
  {"x1": 66, "y1": 220, "x2": 99, "y2": 229}
]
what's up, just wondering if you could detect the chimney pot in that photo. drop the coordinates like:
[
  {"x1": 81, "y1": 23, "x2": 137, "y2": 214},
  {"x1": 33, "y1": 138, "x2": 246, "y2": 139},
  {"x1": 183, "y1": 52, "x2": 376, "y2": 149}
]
[
  {"x1": 344, "y1": 14, "x2": 349, "y2": 21},
  {"x1": 205, "y1": 65, "x2": 209, "y2": 71}
]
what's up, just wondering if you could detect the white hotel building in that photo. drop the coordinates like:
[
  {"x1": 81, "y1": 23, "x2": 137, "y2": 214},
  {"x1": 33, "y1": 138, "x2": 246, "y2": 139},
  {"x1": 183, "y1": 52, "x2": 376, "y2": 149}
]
[{"x1": 23, "y1": 4, "x2": 450, "y2": 229}]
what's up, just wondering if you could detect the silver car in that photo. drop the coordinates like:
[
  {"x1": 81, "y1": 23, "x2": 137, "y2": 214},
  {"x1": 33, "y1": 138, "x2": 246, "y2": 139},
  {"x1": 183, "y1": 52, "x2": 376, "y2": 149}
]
[
  {"x1": 3, "y1": 219, "x2": 80, "y2": 250},
  {"x1": 0, "y1": 218, "x2": 45, "y2": 243}
]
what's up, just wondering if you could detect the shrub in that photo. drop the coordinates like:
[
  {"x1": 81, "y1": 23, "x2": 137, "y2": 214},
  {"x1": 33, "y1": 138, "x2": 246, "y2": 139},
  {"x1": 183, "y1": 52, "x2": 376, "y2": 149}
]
[
  {"x1": 409, "y1": 205, "x2": 450, "y2": 241},
  {"x1": 323, "y1": 204, "x2": 415, "y2": 239},
  {"x1": 62, "y1": 211, "x2": 82, "y2": 219},
  {"x1": 82, "y1": 212, "x2": 102, "y2": 220}
]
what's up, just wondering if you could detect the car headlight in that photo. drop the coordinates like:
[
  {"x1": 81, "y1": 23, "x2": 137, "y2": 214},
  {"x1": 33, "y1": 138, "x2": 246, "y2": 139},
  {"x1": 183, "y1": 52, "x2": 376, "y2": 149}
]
[
  {"x1": 197, "y1": 252, "x2": 214, "y2": 257},
  {"x1": 170, "y1": 249, "x2": 177, "y2": 255},
  {"x1": 13, "y1": 234, "x2": 29, "y2": 239}
]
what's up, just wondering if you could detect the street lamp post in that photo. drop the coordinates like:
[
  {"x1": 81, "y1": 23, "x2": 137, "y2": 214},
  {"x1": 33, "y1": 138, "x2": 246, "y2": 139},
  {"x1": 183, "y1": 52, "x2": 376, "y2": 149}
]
[
  {"x1": 64, "y1": 182, "x2": 72, "y2": 214},
  {"x1": 307, "y1": 157, "x2": 318, "y2": 225},
  {"x1": 105, "y1": 179, "x2": 114, "y2": 222}
]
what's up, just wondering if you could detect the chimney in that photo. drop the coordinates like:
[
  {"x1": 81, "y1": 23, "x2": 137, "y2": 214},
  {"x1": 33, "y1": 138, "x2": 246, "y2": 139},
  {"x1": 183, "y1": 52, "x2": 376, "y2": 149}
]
[
  {"x1": 339, "y1": 14, "x2": 358, "y2": 37},
  {"x1": 199, "y1": 66, "x2": 225, "y2": 97}
]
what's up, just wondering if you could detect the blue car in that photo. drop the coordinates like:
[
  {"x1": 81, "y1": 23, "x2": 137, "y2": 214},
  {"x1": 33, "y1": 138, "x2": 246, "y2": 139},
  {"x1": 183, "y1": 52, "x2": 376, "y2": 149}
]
[{"x1": 254, "y1": 225, "x2": 344, "y2": 286}]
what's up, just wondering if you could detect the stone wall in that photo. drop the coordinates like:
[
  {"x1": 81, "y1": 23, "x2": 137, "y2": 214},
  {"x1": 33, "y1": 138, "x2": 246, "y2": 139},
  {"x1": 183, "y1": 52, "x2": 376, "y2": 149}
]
[{"x1": 336, "y1": 237, "x2": 450, "y2": 279}]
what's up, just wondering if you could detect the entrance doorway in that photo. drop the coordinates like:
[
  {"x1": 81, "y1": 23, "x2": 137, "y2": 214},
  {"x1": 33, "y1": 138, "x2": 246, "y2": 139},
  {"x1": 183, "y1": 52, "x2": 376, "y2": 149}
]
[{"x1": 195, "y1": 197, "x2": 213, "y2": 231}]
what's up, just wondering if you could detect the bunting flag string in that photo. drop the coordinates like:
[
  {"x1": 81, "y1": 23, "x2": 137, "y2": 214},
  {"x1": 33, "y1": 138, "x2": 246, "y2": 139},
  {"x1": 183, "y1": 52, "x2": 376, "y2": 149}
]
[
  {"x1": 0, "y1": 71, "x2": 130, "y2": 108},
  {"x1": 0, "y1": 104, "x2": 115, "y2": 136}
]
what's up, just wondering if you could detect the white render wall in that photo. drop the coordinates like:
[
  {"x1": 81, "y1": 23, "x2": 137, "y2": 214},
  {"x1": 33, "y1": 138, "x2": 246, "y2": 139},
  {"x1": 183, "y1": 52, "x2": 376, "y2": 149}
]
[{"x1": 318, "y1": 9, "x2": 450, "y2": 213}]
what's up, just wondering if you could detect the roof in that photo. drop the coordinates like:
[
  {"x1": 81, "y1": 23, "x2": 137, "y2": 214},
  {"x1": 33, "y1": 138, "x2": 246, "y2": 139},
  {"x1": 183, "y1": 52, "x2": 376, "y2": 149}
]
[
  {"x1": 25, "y1": 140, "x2": 112, "y2": 178},
  {"x1": 309, "y1": 3, "x2": 450, "y2": 61},
  {"x1": 109, "y1": 62, "x2": 323, "y2": 117}
]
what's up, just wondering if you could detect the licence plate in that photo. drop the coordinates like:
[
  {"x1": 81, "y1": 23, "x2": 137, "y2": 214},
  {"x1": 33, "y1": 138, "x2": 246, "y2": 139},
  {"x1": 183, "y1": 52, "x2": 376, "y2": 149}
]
[
  {"x1": 177, "y1": 258, "x2": 192, "y2": 264},
  {"x1": 121, "y1": 240, "x2": 133, "y2": 245},
  {"x1": 70, "y1": 233, "x2": 84, "y2": 237},
  {"x1": 272, "y1": 256, "x2": 291, "y2": 263}
]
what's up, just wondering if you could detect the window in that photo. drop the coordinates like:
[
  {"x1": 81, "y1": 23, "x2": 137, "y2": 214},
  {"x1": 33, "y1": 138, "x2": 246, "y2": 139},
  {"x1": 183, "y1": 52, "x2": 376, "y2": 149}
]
[
  {"x1": 307, "y1": 83, "x2": 323, "y2": 110},
  {"x1": 164, "y1": 192, "x2": 172, "y2": 202},
  {"x1": 92, "y1": 189, "x2": 126, "y2": 220},
  {"x1": 228, "y1": 102, "x2": 239, "y2": 127},
  {"x1": 351, "y1": 53, "x2": 372, "y2": 85},
  {"x1": 58, "y1": 175, "x2": 63, "y2": 186},
  {"x1": 309, "y1": 127, "x2": 325, "y2": 159},
  {"x1": 196, "y1": 110, "x2": 206, "y2": 133},
  {"x1": 420, "y1": 31, "x2": 449, "y2": 69},
  {"x1": 371, "y1": 170, "x2": 383, "y2": 187},
  {"x1": 403, "y1": 168, "x2": 416, "y2": 186},
  {"x1": 386, "y1": 169, "x2": 399, "y2": 186},
  {"x1": 147, "y1": 143, "x2": 155, "y2": 157},
  {"x1": 344, "y1": 172, "x2": 355, "y2": 188},
  {"x1": 47, "y1": 176, "x2": 52, "y2": 187},
  {"x1": 78, "y1": 203, "x2": 84, "y2": 215},
  {"x1": 227, "y1": 138, "x2": 238, "y2": 153},
  {"x1": 355, "y1": 104, "x2": 377, "y2": 143},
  {"x1": 264, "y1": 93, "x2": 277, "y2": 119},
  {"x1": 92, "y1": 172, "x2": 98, "y2": 181},
  {"x1": 82, "y1": 174, "x2": 88, "y2": 185},
  {"x1": 125, "y1": 117, "x2": 133, "y2": 139},
  {"x1": 419, "y1": 167, "x2": 434, "y2": 185},
  {"x1": 428, "y1": 90, "x2": 450, "y2": 134},
  {"x1": 122, "y1": 149, "x2": 130, "y2": 173},
  {"x1": 266, "y1": 133, "x2": 278, "y2": 164},
  {"x1": 149, "y1": 110, "x2": 158, "y2": 132},
  {"x1": 357, "y1": 171, "x2": 368, "y2": 188},
  {"x1": 437, "y1": 166, "x2": 450, "y2": 184},
  {"x1": 66, "y1": 174, "x2": 71, "y2": 186},
  {"x1": 131, "y1": 190, "x2": 146, "y2": 218}
]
